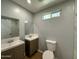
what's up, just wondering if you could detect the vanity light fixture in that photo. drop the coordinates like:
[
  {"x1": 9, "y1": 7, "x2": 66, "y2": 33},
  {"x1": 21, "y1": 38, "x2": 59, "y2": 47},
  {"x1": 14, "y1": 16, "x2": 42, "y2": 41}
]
[
  {"x1": 27, "y1": 0, "x2": 31, "y2": 4},
  {"x1": 25, "y1": 20, "x2": 28, "y2": 23}
]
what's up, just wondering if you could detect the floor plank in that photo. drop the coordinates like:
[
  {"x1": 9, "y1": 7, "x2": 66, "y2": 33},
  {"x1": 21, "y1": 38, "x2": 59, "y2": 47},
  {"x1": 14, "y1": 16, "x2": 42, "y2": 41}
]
[{"x1": 25, "y1": 52, "x2": 42, "y2": 59}]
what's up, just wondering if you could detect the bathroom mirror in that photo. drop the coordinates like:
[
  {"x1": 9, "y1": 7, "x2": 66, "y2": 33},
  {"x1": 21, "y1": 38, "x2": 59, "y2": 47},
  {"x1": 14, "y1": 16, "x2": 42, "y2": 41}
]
[
  {"x1": 1, "y1": 16, "x2": 19, "y2": 39},
  {"x1": 25, "y1": 20, "x2": 29, "y2": 35}
]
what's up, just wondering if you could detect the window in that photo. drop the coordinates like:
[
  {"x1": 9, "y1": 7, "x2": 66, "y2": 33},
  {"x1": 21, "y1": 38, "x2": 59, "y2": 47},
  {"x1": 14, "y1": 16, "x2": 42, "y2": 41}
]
[
  {"x1": 42, "y1": 14, "x2": 51, "y2": 20},
  {"x1": 52, "y1": 11, "x2": 61, "y2": 18},
  {"x1": 42, "y1": 10, "x2": 61, "y2": 20}
]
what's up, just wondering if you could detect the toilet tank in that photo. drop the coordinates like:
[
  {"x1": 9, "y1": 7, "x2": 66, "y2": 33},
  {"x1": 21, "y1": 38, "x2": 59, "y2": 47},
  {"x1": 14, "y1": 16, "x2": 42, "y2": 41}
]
[{"x1": 46, "y1": 40, "x2": 56, "y2": 51}]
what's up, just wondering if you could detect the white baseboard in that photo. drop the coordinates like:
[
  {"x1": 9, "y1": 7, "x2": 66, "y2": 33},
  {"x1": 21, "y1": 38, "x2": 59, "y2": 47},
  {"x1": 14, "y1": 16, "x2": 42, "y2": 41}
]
[{"x1": 38, "y1": 50, "x2": 43, "y2": 53}]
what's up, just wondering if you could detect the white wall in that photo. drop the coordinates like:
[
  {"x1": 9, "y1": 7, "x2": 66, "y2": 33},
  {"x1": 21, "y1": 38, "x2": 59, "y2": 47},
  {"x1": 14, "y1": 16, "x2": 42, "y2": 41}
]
[
  {"x1": 1, "y1": 0, "x2": 33, "y2": 40},
  {"x1": 34, "y1": 1, "x2": 74, "y2": 59}
]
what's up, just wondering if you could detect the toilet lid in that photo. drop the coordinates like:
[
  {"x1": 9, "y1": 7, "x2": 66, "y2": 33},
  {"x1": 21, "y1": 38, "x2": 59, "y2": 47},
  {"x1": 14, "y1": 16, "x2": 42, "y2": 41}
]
[{"x1": 43, "y1": 50, "x2": 54, "y2": 59}]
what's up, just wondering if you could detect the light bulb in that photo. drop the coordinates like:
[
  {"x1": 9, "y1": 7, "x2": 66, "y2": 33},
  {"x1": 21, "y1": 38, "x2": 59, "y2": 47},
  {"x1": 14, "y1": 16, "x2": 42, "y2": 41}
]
[{"x1": 27, "y1": 0, "x2": 31, "y2": 4}]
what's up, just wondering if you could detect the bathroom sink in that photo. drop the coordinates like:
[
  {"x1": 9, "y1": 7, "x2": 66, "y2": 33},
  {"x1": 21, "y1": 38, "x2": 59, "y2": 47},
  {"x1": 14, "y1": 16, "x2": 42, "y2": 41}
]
[
  {"x1": 7, "y1": 40, "x2": 14, "y2": 43},
  {"x1": 25, "y1": 34, "x2": 38, "y2": 41}
]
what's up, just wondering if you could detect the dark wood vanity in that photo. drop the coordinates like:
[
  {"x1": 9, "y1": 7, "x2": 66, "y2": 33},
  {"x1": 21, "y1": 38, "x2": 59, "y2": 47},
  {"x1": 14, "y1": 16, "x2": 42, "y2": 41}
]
[
  {"x1": 25, "y1": 38, "x2": 39, "y2": 57},
  {"x1": 1, "y1": 44, "x2": 25, "y2": 59}
]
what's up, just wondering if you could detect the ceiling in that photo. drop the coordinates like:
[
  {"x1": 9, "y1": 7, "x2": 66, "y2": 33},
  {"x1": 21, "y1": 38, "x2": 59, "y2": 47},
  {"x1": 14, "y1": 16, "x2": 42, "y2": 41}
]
[{"x1": 11, "y1": 0, "x2": 66, "y2": 13}]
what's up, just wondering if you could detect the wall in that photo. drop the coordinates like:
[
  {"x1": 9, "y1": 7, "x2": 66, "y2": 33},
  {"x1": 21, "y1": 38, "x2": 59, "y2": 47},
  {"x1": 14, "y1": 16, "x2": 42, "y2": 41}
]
[
  {"x1": 74, "y1": 0, "x2": 77, "y2": 59},
  {"x1": 34, "y1": 1, "x2": 74, "y2": 59},
  {"x1": 1, "y1": 0, "x2": 33, "y2": 40}
]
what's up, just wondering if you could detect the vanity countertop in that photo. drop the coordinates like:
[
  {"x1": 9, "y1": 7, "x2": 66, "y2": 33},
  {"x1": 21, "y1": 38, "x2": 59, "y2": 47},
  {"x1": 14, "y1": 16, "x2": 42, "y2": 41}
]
[
  {"x1": 1, "y1": 37, "x2": 24, "y2": 52},
  {"x1": 25, "y1": 34, "x2": 39, "y2": 41}
]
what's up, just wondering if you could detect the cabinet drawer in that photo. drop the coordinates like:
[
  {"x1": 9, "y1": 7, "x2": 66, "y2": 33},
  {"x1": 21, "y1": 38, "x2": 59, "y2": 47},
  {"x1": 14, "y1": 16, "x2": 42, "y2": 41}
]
[{"x1": 1, "y1": 49, "x2": 14, "y2": 59}]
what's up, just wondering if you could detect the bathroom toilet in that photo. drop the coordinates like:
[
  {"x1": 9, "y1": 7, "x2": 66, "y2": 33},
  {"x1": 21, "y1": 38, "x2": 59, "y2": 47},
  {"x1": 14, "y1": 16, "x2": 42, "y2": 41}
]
[{"x1": 43, "y1": 40, "x2": 56, "y2": 59}]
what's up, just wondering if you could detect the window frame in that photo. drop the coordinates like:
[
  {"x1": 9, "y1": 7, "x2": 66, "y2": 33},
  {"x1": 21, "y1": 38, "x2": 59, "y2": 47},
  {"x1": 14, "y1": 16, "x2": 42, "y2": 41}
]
[{"x1": 42, "y1": 9, "x2": 61, "y2": 20}]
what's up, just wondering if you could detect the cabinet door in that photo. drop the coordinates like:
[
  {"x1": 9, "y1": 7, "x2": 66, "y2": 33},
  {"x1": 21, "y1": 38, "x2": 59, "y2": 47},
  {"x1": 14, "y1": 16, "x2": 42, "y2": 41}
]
[
  {"x1": 30, "y1": 39, "x2": 38, "y2": 55},
  {"x1": 1, "y1": 49, "x2": 15, "y2": 59},
  {"x1": 14, "y1": 44, "x2": 25, "y2": 59},
  {"x1": 25, "y1": 40, "x2": 30, "y2": 56}
]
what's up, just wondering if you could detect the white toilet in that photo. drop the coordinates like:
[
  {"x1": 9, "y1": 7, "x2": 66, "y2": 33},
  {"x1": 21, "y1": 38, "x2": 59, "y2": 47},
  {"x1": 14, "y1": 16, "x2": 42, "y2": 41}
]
[{"x1": 43, "y1": 40, "x2": 56, "y2": 59}]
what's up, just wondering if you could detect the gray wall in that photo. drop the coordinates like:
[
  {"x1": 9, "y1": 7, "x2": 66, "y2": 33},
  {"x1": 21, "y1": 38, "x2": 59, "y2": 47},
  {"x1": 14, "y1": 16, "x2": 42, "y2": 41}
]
[
  {"x1": 1, "y1": 0, "x2": 33, "y2": 40},
  {"x1": 74, "y1": 0, "x2": 77, "y2": 59},
  {"x1": 34, "y1": 1, "x2": 74, "y2": 59}
]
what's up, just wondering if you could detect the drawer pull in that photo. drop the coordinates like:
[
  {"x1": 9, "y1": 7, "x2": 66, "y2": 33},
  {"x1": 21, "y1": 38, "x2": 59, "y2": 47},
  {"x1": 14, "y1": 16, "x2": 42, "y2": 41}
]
[{"x1": 1, "y1": 55, "x2": 12, "y2": 58}]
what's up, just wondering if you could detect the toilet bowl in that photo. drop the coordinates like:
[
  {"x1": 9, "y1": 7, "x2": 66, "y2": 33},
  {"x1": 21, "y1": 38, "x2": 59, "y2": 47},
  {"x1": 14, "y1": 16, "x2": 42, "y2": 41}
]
[
  {"x1": 43, "y1": 50, "x2": 54, "y2": 59},
  {"x1": 43, "y1": 40, "x2": 56, "y2": 59}
]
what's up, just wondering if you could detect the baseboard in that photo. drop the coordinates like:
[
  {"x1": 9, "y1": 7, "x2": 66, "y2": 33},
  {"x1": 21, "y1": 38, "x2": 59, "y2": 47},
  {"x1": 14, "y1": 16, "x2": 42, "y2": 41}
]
[{"x1": 38, "y1": 50, "x2": 43, "y2": 53}]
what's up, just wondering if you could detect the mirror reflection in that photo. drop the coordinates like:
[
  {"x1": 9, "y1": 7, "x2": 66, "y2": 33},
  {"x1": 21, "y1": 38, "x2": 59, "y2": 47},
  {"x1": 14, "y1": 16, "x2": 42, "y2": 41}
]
[{"x1": 1, "y1": 16, "x2": 19, "y2": 39}]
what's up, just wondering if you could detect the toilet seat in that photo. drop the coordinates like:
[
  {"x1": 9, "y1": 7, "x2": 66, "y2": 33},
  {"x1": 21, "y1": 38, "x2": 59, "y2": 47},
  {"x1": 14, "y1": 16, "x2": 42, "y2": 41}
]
[{"x1": 43, "y1": 50, "x2": 54, "y2": 59}]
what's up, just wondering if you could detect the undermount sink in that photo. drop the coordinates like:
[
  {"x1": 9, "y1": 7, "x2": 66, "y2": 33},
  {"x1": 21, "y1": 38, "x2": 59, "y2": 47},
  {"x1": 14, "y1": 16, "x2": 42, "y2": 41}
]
[
  {"x1": 25, "y1": 34, "x2": 38, "y2": 41},
  {"x1": 5, "y1": 39, "x2": 17, "y2": 44},
  {"x1": 7, "y1": 40, "x2": 14, "y2": 43}
]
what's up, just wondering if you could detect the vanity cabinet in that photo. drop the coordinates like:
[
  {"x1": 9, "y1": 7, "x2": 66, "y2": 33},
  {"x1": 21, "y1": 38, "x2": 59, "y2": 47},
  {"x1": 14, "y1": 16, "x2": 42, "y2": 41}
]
[
  {"x1": 25, "y1": 38, "x2": 39, "y2": 57},
  {"x1": 1, "y1": 44, "x2": 25, "y2": 59}
]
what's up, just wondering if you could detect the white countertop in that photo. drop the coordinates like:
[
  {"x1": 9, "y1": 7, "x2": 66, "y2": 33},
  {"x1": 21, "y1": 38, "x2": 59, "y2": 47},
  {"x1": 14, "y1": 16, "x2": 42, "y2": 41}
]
[
  {"x1": 25, "y1": 34, "x2": 39, "y2": 41},
  {"x1": 1, "y1": 37, "x2": 24, "y2": 52}
]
